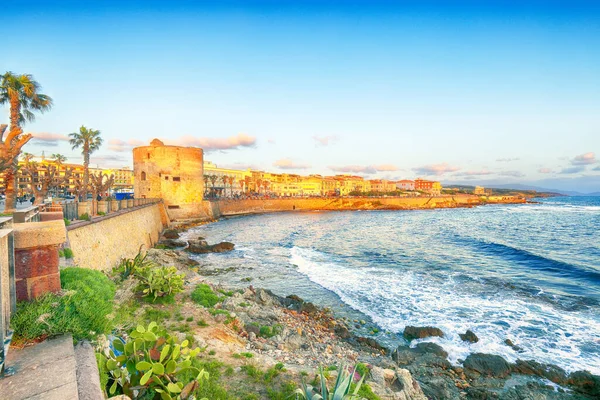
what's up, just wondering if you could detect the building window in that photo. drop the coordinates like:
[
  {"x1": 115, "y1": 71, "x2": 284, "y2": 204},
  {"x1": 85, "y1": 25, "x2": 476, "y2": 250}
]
[
  {"x1": 167, "y1": 205, "x2": 180, "y2": 209},
  {"x1": 164, "y1": 176, "x2": 169, "y2": 180},
  {"x1": 147, "y1": 153, "x2": 150, "y2": 159},
  {"x1": 141, "y1": 171, "x2": 146, "y2": 181},
  {"x1": 173, "y1": 177, "x2": 181, "y2": 182}
]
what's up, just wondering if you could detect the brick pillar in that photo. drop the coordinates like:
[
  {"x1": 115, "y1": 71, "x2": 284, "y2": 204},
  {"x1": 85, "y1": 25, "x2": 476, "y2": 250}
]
[
  {"x1": 120, "y1": 199, "x2": 127, "y2": 209},
  {"x1": 13, "y1": 220, "x2": 67, "y2": 301},
  {"x1": 127, "y1": 199, "x2": 134, "y2": 208}
]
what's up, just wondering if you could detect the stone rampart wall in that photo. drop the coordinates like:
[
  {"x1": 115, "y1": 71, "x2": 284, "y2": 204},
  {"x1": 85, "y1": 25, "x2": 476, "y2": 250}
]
[
  {"x1": 214, "y1": 195, "x2": 484, "y2": 216},
  {"x1": 67, "y1": 203, "x2": 169, "y2": 272}
]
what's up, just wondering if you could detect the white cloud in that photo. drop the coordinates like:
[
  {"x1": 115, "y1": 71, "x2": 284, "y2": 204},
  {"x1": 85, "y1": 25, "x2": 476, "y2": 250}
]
[{"x1": 273, "y1": 158, "x2": 311, "y2": 170}]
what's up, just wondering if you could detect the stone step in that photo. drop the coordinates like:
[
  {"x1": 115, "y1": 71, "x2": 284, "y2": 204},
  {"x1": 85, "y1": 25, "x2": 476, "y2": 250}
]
[{"x1": 0, "y1": 334, "x2": 80, "y2": 399}]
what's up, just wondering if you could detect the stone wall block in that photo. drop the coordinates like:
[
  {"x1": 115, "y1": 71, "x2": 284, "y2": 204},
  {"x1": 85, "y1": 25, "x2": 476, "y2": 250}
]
[
  {"x1": 28, "y1": 273, "x2": 61, "y2": 299},
  {"x1": 15, "y1": 279, "x2": 28, "y2": 302},
  {"x1": 15, "y1": 246, "x2": 59, "y2": 279}
]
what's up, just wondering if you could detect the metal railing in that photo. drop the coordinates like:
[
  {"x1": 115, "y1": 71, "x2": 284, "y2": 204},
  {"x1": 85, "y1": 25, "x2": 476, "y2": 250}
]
[
  {"x1": 58, "y1": 198, "x2": 162, "y2": 222},
  {"x1": 0, "y1": 217, "x2": 15, "y2": 376},
  {"x1": 12, "y1": 206, "x2": 41, "y2": 223}
]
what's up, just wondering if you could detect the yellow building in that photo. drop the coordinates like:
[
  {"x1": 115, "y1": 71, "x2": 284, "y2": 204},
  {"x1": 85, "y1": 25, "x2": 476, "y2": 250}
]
[
  {"x1": 203, "y1": 161, "x2": 252, "y2": 197},
  {"x1": 473, "y1": 186, "x2": 485, "y2": 195}
]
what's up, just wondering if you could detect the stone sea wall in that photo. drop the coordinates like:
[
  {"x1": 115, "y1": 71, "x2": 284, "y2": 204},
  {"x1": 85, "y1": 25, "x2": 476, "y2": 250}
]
[
  {"x1": 67, "y1": 203, "x2": 169, "y2": 271},
  {"x1": 212, "y1": 195, "x2": 515, "y2": 217}
]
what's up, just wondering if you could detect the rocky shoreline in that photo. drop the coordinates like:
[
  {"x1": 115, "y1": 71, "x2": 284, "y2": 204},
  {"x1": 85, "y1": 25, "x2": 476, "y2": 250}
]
[{"x1": 147, "y1": 233, "x2": 600, "y2": 400}]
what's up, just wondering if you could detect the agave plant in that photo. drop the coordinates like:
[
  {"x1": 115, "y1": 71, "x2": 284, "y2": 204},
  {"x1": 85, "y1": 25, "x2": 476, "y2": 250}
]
[{"x1": 296, "y1": 364, "x2": 365, "y2": 400}]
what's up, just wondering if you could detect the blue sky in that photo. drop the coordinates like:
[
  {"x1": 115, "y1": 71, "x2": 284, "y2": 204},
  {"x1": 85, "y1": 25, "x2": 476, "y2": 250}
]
[{"x1": 2, "y1": 1, "x2": 600, "y2": 192}]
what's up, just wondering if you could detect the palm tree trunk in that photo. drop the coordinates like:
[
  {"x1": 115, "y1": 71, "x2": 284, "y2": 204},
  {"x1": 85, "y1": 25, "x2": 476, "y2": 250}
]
[
  {"x1": 83, "y1": 150, "x2": 89, "y2": 198},
  {"x1": 4, "y1": 167, "x2": 16, "y2": 211}
]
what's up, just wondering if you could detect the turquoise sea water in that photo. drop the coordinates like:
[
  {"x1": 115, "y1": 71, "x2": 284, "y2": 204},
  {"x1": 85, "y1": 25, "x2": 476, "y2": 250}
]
[{"x1": 183, "y1": 197, "x2": 600, "y2": 374}]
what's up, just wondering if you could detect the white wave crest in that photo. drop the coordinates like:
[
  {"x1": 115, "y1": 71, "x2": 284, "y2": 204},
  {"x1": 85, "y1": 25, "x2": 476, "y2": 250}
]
[{"x1": 290, "y1": 246, "x2": 600, "y2": 375}]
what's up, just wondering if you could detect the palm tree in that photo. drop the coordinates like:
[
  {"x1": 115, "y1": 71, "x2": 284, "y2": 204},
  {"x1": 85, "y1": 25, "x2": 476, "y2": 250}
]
[
  {"x1": 0, "y1": 72, "x2": 53, "y2": 210},
  {"x1": 51, "y1": 153, "x2": 67, "y2": 166},
  {"x1": 203, "y1": 175, "x2": 210, "y2": 197},
  {"x1": 209, "y1": 175, "x2": 218, "y2": 197},
  {"x1": 51, "y1": 153, "x2": 67, "y2": 196},
  {"x1": 220, "y1": 175, "x2": 228, "y2": 197},
  {"x1": 69, "y1": 126, "x2": 102, "y2": 198}
]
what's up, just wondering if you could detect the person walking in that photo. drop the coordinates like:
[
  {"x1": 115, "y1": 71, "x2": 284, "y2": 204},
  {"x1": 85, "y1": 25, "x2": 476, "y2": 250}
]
[{"x1": 30, "y1": 196, "x2": 35, "y2": 205}]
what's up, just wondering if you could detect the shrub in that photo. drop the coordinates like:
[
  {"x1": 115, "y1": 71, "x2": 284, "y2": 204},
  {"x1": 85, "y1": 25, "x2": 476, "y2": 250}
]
[
  {"x1": 99, "y1": 322, "x2": 209, "y2": 399},
  {"x1": 97, "y1": 211, "x2": 106, "y2": 216},
  {"x1": 137, "y1": 265, "x2": 185, "y2": 302},
  {"x1": 63, "y1": 247, "x2": 74, "y2": 259},
  {"x1": 79, "y1": 212, "x2": 91, "y2": 221},
  {"x1": 295, "y1": 364, "x2": 365, "y2": 400},
  {"x1": 191, "y1": 284, "x2": 223, "y2": 308},
  {"x1": 113, "y1": 248, "x2": 153, "y2": 281},
  {"x1": 63, "y1": 217, "x2": 71, "y2": 226},
  {"x1": 259, "y1": 324, "x2": 283, "y2": 339},
  {"x1": 11, "y1": 267, "x2": 115, "y2": 342}
]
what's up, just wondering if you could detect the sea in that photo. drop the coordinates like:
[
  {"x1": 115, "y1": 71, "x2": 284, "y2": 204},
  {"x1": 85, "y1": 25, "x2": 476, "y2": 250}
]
[{"x1": 181, "y1": 196, "x2": 600, "y2": 375}]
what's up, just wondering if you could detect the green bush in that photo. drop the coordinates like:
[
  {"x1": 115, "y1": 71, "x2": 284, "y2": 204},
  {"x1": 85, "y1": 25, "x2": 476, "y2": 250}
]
[
  {"x1": 259, "y1": 324, "x2": 283, "y2": 339},
  {"x1": 79, "y1": 212, "x2": 91, "y2": 221},
  {"x1": 136, "y1": 265, "x2": 185, "y2": 302},
  {"x1": 113, "y1": 248, "x2": 152, "y2": 281},
  {"x1": 11, "y1": 267, "x2": 115, "y2": 342},
  {"x1": 296, "y1": 364, "x2": 365, "y2": 400},
  {"x1": 97, "y1": 211, "x2": 106, "y2": 216},
  {"x1": 191, "y1": 284, "x2": 223, "y2": 308},
  {"x1": 63, "y1": 217, "x2": 71, "y2": 226},
  {"x1": 99, "y1": 322, "x2": 209, "y2": 399},
  {"x1": 63, "y1": 247, "x2": 74, "y2": 259}
]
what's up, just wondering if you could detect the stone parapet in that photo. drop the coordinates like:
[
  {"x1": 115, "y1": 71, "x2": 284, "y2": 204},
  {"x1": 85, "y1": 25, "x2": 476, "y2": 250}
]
[{"x1": 13, "y1": 220, "x2": 66, "y2": 301}]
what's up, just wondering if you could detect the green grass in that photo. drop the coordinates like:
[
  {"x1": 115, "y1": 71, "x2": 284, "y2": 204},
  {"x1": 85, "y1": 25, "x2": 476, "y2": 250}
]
[
  {"x1": 11, "y1": 267, "x2": 115, "y2": 342},
  {"x1": 143, "y1": 308, "x2": 171, "y2": 323},
  {"x1": 197, "y1": 319, "x2": 209, "y2": 327},
  {"x1": 191, "y1": 284, "x2": 224, "y2": 308},
  {"x1": 259, "y1": 324, "x2": 283, "y2": 338},
  {"x1": 63, "y1": 247, "x2": 73, "y2": 259},
  {"x1": 209, "y1": 308, "x2": 230, "y2": 316},
  {"x1": 233, "y1": 352, "x2": 254, "y2": 359},
  {"x1": 79, "y1": 212, "x2": 91, "y2": 221}
]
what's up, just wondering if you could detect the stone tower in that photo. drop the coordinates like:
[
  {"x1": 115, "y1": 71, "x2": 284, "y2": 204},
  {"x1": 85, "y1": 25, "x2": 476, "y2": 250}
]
[{"x1": 133, "y1": 139, "x2": 204, "y2": 212}]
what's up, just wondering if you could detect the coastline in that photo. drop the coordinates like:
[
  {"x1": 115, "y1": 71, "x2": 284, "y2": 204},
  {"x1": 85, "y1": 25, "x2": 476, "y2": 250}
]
[
  {"x1": 171, "y1": 194, "x2": 529, "y2": 224},
  {"x1": 146, "y1": 246, "x2": 599, "y2": 399}
]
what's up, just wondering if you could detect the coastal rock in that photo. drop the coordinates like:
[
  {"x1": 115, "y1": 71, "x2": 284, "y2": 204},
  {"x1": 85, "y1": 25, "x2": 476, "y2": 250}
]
[
  {"x1": 369, "y1": 367, "x2": 428, "y2": 400},
  {"x1": 334, "y1": 323, "x2": 351, "y2": 339},
  {"x1": 504, "y1": 338, "x2": 522, "y2": 352},
  {"x1": 162, "y1": 229, "x2": 180, "y2": 239},
  {"x1": 403, "y1": 326, "x2": 444, "y2": 341},
  {"x1": 186, "y1": 240, "x2": 235, "y2": 254},
  {"x1": 157, "y1": 239, "x2": 187, "y2": 249},
  {"x1": 463, "y1": 353, "x2": 511, "y2": 378},
  {"x1": 285, "y1": 332, "x2": 304, "y2": 351},
  {"x1": 357, "y1": 337, "x2": 388, "y2": 353},
  {"x1": 567, "y1": 370, "x2": 600, "y2": 397},
  {"x1": 511, "y1": 359, "x2": 568, "y2": 385},
  {"x1": 211, "y1": 241, "x2": 235, "y2": 253},
  {"x1": 459, "y1": 329, "x2": 479, "y2": 343},
  {"x1": 414, "y1": 342, "x2": 448, "y2": 358}
]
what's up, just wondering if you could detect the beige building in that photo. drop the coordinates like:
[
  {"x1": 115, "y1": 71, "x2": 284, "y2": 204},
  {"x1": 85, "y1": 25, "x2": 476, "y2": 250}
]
[
  {"x1": 203, "y1": 161, "x2": 252, "y2": 197},
  {"x1": 133, "y1": 139, "x2": 204, "y2": 209}
]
